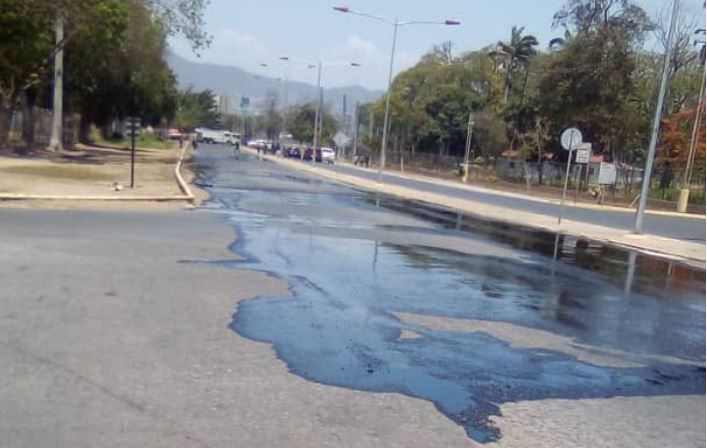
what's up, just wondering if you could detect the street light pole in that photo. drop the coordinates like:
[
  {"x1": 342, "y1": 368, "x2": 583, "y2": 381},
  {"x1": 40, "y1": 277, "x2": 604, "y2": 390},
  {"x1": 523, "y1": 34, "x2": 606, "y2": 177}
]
[
  {"x1": 333, "y1": 6, "x2": 460, "y2": 184},
  {"x1": 279, "y1": 57, "x2": 359, "y2": 157},
  {"x1": 353, "y1": 100, "x2": 360, "y2": 158},
  {"x1": 313, "y1": 60, "x2": 322, "y2": 151},
  {"x1": 634, "y1": 0, "x2": 679, "y2": 234},
  {"x1": 378, "y1": 20, "x2": 398, "y2": 183}
]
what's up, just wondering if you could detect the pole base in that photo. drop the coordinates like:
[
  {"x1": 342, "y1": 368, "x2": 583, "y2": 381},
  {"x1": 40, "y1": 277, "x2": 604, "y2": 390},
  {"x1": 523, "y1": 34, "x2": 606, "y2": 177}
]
[{"x1": 677, "y1": 188, "x2": 690, "y2": 213}]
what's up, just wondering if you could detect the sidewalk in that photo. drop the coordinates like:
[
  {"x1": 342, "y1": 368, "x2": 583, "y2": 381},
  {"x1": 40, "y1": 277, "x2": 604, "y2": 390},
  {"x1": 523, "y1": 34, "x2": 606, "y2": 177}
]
[
  {"x1": 339, "y1": 160, "x2": 705, "y2": 220},
  {"x1": 248, "y1": 149, "x2": 705, "y2": 267},
  {"x1": 0, "y1": 144, "x2": 194, "y2": 205}
]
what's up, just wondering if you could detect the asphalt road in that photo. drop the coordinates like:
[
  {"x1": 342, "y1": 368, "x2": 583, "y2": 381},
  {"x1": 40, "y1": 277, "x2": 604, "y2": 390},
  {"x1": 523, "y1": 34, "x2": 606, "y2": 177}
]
[
  {"x1": 196, "y1": 145, "x2": 706, "y2": 446},
  {"x1": 310, "y1": 161, "x2": 706, "y2": 242},
  {"x1": 0, "y1": 144, "x2": 704, "y2": 447}
]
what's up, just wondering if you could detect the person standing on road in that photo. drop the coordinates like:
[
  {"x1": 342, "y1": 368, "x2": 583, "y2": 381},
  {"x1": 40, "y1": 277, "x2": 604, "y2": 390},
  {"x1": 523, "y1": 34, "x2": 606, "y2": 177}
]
[{"x1": 191, "y1": 137, "x2": 198, "y2": 152}]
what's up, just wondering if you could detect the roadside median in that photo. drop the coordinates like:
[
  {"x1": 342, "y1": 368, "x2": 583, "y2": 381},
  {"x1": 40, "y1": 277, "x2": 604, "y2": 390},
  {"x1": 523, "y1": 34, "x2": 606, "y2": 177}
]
[
  {"x1": 0, "y1": 144, "x2": 194, "y2": 205},
  {"x1": 247, "y1": 148, "x2": 705, "y2": 267}
]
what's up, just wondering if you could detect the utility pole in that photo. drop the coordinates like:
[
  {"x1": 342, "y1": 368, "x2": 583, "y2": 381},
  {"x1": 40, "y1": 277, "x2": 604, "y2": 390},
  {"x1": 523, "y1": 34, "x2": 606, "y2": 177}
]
[
  {"x1": 353, "y1": 101, "x2": 360, "y2": 158},
  {"x1": 342, "y1": 94, "x2": 347, "y2": 133},
  {"x1": 678, "y1": 27, "x2": 706, "y2": 211},
  {"x1": 312, "y1": 61, "x2": 322, "y2": 151},
  {"x1": 368, "y1": 109, "x2": 374, "y2": 142},
  {"x1": 49, "y1": 11, "x2": 64, "y2": 151},
  {"x1": 634, "y1": 0, "x2": 678, "y2": 233},
  {"x1": 462, "y1": 112, "x2": 474, "y2": 183},
  {"x1": 317, "y1": 86, "x2": 324, "y2": 148},
  {"x1": 684, "y1": 75, "x2": 705, "y2": 185}
]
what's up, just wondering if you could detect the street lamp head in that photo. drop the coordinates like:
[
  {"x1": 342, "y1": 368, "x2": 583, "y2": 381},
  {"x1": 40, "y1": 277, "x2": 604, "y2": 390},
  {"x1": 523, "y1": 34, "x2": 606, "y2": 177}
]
[
  {"x1": 350, "y1": 62, "x2": 362, "y2": 67},
  {"x1": 259, "y1": 63, "x2": 268, "y2": 67},
  {"x1": 444, "y1": 19, "x2": 461, "y2": 26},
  {"x1": 307, "y1": 64, "x2": 316, "y2": 69},
  {"x1": 278, "y1": 56, "x2": 290, "y2": 61},
  {"x1": 333, "y1": 5, "x2": 350, "y2": 13}
]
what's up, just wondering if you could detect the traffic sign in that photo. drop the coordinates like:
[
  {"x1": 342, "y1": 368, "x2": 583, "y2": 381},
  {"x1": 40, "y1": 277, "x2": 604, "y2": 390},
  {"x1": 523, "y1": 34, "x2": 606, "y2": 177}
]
[
  {"x1": 333, "y1": 131, "x2": 350, "y2": 148},
  {"x1": 558, "y1": 127, "x2": 583, "y2": 225},
  {"x1": 561, "y1": 127, "x2": 582, "y2": 151},
  {"x1": 125, "y1": 117, "x2": 141, "y2": 133},
  {"x1": 598, "y1": 162, "x2": 617, "y2": 184},
  {"x1": 575, "y1": 143, "x2": 591, "y2": 164}
]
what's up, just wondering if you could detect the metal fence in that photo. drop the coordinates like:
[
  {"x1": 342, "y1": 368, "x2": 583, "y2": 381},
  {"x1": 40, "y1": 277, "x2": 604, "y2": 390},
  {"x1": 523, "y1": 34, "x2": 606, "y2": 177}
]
[{"x1": 342, "y1": 147, "x2": 705, "y2": 207}]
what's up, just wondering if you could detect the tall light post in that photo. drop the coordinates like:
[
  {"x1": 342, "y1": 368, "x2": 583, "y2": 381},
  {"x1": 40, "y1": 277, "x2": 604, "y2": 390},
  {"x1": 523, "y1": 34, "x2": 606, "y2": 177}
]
[
  {"x1": 680, "y1": 27, "x2": 706, "y2": 209},
  {"x1": 334, "y1": 5, "x2": 460, "y2": 183},
  {"x1": 633, "y1": 0, "x2": 678, "y2": 233},
  {"x1": 279, "y1": 56, "x2": 360, "y2": 151}
]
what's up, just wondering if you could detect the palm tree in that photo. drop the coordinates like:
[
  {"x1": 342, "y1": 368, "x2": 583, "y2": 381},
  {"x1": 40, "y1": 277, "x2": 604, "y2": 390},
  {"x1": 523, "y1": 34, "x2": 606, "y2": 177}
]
[
  {"x1": 549, "y1": 29, "x2": 573, "y2": 51},
  {"x1": 489, "y1": 26, "x2": 539, "y2": 103}
]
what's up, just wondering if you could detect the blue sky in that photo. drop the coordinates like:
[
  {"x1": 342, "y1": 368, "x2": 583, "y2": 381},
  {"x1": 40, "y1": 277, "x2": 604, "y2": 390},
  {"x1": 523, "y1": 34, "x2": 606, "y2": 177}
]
[{"x1": 169, "y1": 0, "x2": 699, "y2": 90}]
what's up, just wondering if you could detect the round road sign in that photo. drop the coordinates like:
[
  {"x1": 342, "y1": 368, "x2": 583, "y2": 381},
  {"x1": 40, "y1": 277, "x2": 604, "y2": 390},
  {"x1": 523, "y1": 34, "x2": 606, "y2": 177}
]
[{"x1": 561, "y1": 127, "x2": 583, "y2": 151}]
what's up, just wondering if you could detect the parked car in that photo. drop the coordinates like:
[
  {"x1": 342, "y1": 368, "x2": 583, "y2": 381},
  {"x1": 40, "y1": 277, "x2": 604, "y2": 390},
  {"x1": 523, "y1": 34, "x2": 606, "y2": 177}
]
[
  {"x1": 167, "y1": 128, "x2": 183, "y2": 140},
  {"x1": 316, "y1": 147, "x2": 336, "y2": 164},
  {"x1": 286, "y1": 147, "x2": 301, "y2": 158}
]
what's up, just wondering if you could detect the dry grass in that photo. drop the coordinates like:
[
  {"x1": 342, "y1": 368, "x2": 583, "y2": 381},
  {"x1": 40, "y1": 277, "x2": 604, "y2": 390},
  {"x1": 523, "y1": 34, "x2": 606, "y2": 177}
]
[{"x1": 0, "y1": 164, "x2": 113, "y2": 181}]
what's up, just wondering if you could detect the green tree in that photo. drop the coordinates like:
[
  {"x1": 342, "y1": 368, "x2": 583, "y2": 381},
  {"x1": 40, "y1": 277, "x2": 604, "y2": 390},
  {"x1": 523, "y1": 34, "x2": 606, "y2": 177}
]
[
  {"x1": 174, "y1": 89, "x2": 221, "y2": 131},
  {"x1": 0, "y1": 0, "x2": 209, "y2": 146},
  {"x1": 537, "y1": 0, "x2": 654, "y2": 160},
  {"x1": 286, "y1": 103, "x2": 337, "y2": 145}
]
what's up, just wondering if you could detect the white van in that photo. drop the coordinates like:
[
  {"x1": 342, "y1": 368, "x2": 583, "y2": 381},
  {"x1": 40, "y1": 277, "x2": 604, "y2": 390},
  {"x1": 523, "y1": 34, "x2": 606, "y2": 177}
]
[{"x1": 317, "y1": 147, "x2": 336, "y2": 164}]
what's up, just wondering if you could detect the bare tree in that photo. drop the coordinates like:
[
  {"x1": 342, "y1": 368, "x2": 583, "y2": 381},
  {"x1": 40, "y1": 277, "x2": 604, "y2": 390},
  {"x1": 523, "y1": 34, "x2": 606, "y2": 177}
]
[{"x1": 654, "y1": 1, "x2": 700, "y2": 77}]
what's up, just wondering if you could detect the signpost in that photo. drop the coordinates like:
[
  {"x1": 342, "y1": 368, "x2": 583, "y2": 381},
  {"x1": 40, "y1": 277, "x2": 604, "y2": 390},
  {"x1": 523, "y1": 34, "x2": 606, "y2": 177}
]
[
  {"x1": 573, "y1": 143, "x2": 591, "y2": 203},
  {"x1": 558, "y1": 127, "x2": 582, "y2": 224},
  {"x1": 125, "y1": 116, "x2": 140, "y2": 188},
  {"x1": 333, "y1": 131, "x2": 350, "y2": 159},
  {"x1": 575, "y1": 143, "x2": 591, "y2": 164}
]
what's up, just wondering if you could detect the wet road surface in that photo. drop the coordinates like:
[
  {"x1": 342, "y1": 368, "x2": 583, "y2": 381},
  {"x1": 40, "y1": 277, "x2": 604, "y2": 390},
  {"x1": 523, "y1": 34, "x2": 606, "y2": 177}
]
[
  {"x1": 193, "y1": 145, "x2": 705, "y2": 444},
  {"x1": 318, "y1": 161, "x2": 706, "y2": 242}
]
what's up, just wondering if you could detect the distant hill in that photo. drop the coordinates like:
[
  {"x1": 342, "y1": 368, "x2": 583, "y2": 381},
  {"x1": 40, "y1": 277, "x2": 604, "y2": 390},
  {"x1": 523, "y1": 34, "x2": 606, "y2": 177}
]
[{"x1": 166, "y1": 51, "x2": 382, "y2": 114}]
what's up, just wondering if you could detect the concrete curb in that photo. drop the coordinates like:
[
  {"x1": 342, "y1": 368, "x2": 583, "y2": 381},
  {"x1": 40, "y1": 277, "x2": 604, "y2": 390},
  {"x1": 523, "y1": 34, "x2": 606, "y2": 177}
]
[
  {"x1": 174, "y1": 144, "x2": 195, "y2": 201},
  {"x1": 248, "y1": 148, "x2": 705, "y2": 267},
  {"x1": 0, "y1": 144, "x2": 194, "y2": 203}
]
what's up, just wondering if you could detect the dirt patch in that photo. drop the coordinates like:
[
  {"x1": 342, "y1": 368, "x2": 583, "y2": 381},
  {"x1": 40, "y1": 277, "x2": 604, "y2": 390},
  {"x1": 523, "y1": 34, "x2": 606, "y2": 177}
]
[
  {"x1": 0, "y1": 145, "x2": 192, "y2": 207},
  {"x1": 0, "y1": 164, "x2": 113, "y2": 181}
]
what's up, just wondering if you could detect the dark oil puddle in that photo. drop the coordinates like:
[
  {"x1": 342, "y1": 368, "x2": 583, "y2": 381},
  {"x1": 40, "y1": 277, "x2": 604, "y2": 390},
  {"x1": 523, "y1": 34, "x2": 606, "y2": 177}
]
[{"x1": 195, "y1": 151, "x2": 706, "y2": 443}]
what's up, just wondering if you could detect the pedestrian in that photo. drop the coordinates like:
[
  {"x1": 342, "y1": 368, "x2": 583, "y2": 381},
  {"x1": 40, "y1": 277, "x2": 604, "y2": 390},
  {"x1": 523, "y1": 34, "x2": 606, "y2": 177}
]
[
  {"x1": 191, "y1": 137, "x2": 198, "y2": 152},
  {"x1": 179, "y1": 134, "x2": 183, "y2": 148},
  {"x1": 659, "y1": 161, "x2": 673, "y2": 199}
]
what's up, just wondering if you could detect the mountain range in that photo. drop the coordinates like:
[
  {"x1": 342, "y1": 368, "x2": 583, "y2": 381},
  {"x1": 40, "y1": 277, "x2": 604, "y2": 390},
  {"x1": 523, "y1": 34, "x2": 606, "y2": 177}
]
[{"x1": 166, "y1": 51, "x2": 382, "y2": 114}]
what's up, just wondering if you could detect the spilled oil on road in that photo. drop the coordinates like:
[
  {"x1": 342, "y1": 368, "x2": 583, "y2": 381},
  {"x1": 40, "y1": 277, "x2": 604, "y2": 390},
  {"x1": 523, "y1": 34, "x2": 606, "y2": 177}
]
[{"x1": 194, "y1": 150, "x2": 705, "y2": 443}]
